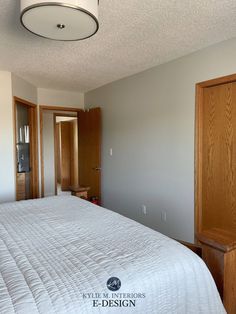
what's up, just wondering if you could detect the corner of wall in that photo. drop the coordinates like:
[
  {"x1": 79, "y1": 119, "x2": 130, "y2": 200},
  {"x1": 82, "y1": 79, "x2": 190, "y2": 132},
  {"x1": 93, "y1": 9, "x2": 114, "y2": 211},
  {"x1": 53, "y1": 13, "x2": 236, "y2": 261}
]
[
  {"x1": 37, "y1": 87, "x2": 85, "y2": 109},
  {"x1": 0, "y1": 71, "x2": 15, "y2": 203},
  {"x1": 11, "y1": 73, "x2": 38, "y2": 104}
]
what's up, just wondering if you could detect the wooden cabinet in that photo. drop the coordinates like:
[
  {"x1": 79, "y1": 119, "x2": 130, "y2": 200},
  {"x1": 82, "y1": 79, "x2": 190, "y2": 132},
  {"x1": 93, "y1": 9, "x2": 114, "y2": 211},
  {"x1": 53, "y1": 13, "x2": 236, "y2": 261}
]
[
  {"x1": 198, "y1": 229, "x2": 236, "y2": 314},
  {"x1": 196, "y1": 75, "x2": 236, "y2": 234},
  {"x1": 195, "y1": 75, "x2": 236, "y2": 313},
  {"x1": 69, "y1": 186, "x2": 90, "y2": 200}
]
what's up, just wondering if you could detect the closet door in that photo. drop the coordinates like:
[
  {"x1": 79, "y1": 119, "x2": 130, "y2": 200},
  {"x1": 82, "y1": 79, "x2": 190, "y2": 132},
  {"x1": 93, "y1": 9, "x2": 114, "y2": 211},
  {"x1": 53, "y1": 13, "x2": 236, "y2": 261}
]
[
  {"x1": 196, "y1": 80, "x2": 236, "y2": 234},
  {"x1": 78, "y1": 108, "x2": 101, "y2": 200}
]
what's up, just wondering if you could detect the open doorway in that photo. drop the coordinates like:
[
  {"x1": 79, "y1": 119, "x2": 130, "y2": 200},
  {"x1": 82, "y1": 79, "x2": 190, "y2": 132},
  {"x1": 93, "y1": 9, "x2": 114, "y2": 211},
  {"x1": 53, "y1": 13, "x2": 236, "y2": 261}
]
[
  {"x1": 40, "y1": 108, "x2": 79, "y2": 197},
  {"x1": 40, "y1": 105, "x2": 101, "y2": 202},
  {"x1": 54, "y1": 114, "x2": 79, "y2": 195}
]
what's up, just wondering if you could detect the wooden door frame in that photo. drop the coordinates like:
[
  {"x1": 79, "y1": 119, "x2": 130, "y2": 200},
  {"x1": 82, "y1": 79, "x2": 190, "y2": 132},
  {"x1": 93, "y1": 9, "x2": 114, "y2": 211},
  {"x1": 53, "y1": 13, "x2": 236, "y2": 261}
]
[
  {"x1": 13, "y1": 96, "x2": 39, "y2": 200},
  {"x1": 195, "y1": 73, "x2": 236, "y2": 238},
  {"x1": 39, "y1": 105, "x2": 81, "y2": 197}
]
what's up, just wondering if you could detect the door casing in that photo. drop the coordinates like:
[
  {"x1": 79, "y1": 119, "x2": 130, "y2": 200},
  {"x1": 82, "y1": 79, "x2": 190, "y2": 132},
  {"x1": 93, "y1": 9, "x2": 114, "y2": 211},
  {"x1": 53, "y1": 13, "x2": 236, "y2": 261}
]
[
  {"x1": 195, "y1": 73, "x2": 236, "y2": 238},
  {"x1": 13, "y1": 96, "x2": 39, "y2": 200}
]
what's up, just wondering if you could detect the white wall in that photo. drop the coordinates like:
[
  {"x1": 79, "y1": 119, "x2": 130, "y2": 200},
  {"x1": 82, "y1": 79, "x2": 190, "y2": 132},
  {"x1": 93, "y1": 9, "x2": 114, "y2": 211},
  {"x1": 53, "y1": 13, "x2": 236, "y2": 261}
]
[
  {"x1": 56, "y1": 117, "x2": 77, "y2": 122},
  {"x1": 12, "y1": 74, "x2": 38, "y2": 104},
  {"x1": 85, "y1": 38, "x2": 236, "y2": 243},
  {"x1": 38, "y1": 88, "x2": 84, "y2": 108},
  {"x1": 0, "y1": 71, "x2": 15, "y2": 203},
  {"x1": 0, "y1": 72, "x2": 36, "y2": 203}
]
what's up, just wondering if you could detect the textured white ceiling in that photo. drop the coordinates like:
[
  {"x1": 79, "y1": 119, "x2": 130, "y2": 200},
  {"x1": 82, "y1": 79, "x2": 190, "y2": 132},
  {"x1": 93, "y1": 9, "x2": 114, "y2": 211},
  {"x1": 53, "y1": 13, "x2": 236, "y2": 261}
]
[{"x1": 0, "y1": 1, "x2": 236, "y2": 92}]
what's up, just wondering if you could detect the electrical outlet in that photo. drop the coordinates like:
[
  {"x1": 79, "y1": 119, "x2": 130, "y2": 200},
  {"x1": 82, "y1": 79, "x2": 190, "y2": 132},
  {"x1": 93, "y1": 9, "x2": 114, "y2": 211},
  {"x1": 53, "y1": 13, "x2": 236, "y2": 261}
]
[
  {"x1": 142, "y1": 205, "x2": 147, "y2": 215},
  {"x1": 161, "y1": 211, "x2": 167, "y2": 222}
]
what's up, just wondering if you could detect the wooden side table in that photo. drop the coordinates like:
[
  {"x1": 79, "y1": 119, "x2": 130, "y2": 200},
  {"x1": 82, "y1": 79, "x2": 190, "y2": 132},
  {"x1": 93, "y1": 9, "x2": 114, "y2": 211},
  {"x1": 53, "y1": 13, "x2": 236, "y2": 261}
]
[
  {"x1": 69, "y1": 186, "x2": 90, "y2": 200},
  {"x1": 198, "y1": 228, "x2": 236, "y2": 314}
]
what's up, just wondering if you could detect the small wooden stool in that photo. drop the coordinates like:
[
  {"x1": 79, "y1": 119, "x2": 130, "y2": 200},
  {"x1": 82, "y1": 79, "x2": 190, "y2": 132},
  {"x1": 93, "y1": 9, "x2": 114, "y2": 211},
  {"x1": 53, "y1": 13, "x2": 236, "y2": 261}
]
[{"x1": 69, "y1": 186, "x2": 90, "y2": 200}]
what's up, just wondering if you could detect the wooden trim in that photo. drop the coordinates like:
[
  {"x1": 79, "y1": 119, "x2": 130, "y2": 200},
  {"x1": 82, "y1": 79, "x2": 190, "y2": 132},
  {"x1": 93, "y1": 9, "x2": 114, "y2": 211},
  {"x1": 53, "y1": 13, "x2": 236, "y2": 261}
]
[
  {"x1": 12, "y1": 98, "x2": 17, "y2": 199},
  {"x1": 40, "y1": 106, "x2": 44, "y2": 197},
  {"x1": 195, "y1": 73, "x2": 236, "y2": 237},
  {"x1": 197, "y1": 73, "x2": 236, "y2": 88},
  {"x1": 14, "y1": 96, "x2": 37, "y2": 108},
  {"x1": 39, "y1": 106, "x2": 81, "y2": 197},
  {"x1": 54, "y1": 113, "x2": 77, "y2": 195},
  {"x1": 198, "y1": 229, "x2": 236, "y2": 253},
  {"x1": 13, "y1": 97, "x2": 39, "y2": 200},
  {"x1": 194, "y1": 84, "x2": 204, "y2": 238},
  {"x1": 53, "y1": 114, "x2": 57, "y2": 195},
  {"x1": 29, "y1": 106, "x2": 39, "y2": 198},
  {"x1": 39, "y1": 105, "x2": 82, "y2": 112}
]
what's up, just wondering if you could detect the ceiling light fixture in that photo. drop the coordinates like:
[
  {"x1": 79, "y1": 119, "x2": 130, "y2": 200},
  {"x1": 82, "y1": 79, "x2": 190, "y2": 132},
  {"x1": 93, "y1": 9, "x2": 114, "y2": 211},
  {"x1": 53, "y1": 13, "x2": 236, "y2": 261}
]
[{"x1": 20, "y1": 0, "x2": 99, "y2": 41}]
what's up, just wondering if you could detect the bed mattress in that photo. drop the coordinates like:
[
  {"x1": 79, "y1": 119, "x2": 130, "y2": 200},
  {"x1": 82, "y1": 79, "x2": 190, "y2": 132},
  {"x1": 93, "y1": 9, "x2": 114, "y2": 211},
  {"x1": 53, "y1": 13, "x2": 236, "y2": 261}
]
[{"x1": 0, "y1": 196, "x2": 225, "y2": 313}]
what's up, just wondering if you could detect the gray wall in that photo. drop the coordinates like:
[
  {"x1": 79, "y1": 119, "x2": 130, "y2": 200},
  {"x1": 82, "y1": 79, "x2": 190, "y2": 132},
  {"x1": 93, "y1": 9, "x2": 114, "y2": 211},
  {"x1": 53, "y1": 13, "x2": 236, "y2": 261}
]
[{"x1": 85, "y1": 38, "x2": 236, "y2": 243}]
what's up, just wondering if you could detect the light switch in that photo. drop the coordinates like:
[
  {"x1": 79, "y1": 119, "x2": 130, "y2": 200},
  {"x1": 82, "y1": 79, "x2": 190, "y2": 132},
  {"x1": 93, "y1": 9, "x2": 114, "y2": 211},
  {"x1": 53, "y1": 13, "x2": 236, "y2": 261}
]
[
  {"x1": 110, "y1": 148, "x2": 113, "y2": 156},
  {"x1": 161, "y1": 211, "x2": 167, "y2": 222}
]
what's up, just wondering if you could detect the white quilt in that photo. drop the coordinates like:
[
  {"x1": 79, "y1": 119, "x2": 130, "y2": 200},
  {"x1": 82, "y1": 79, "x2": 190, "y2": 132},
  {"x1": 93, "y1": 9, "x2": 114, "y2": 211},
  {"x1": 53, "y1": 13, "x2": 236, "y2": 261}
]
[{"x1": 0, "y1": 196, "x2": 225, "y2": 314}]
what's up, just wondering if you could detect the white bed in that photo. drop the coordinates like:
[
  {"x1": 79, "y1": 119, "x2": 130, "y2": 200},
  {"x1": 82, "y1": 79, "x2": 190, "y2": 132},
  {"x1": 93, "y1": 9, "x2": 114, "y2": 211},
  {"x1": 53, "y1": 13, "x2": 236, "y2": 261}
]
[{"x1": 0, "y1": 196, "x2": 225, "y2": 313}]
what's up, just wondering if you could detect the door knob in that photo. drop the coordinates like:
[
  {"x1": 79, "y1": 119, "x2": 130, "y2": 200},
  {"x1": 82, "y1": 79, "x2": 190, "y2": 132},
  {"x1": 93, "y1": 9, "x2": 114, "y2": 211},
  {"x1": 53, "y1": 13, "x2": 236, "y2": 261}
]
[{"x1": 93, "y1": 167, "x2": 101, "y2": 171}]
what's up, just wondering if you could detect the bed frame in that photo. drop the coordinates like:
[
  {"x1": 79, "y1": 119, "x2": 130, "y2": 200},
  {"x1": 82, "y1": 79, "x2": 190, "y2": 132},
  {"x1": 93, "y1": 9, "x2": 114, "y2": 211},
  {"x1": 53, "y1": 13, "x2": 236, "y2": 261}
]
[{"x1": 179, "y1": 228, "x2": 236, "y2": 314}]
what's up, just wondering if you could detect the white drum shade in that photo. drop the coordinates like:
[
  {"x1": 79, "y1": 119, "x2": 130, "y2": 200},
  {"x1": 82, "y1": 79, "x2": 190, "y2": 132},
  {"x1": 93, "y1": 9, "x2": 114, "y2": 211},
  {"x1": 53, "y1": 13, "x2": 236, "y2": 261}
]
[{"x1": 20, "y1": 0, "x2": 99, "y2": 41}]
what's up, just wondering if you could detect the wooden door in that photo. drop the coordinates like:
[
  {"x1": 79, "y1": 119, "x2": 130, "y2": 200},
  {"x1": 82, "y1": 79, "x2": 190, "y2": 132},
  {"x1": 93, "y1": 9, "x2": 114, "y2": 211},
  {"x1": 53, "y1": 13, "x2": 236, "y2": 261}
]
[
  {"x1": 78, "y1": 108, "x2": 101, "y2": 200},
  {"x1": 196, "y1": 80, "x2": 236, "y2": 234},
  {"x1": 60, "y1": 121, "x2": 71, "y2": 191}
]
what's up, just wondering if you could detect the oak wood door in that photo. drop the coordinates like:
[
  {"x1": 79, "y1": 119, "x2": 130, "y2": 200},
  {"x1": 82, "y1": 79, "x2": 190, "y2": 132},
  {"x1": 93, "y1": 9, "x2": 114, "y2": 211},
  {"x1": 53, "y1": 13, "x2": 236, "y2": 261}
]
[
  {"x1": 78, "y1": 108, "x2": 101, "y2": 200},
  {"x1": 199, "y1": 82, "x2": 236, "y2": 233}
]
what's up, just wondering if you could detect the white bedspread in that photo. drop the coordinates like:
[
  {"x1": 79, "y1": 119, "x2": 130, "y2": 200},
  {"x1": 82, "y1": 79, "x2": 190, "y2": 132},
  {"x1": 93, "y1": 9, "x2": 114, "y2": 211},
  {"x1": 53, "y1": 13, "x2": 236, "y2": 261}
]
[{"x1": 0, "y1": 196, "x2": 225, "y2": 314}]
